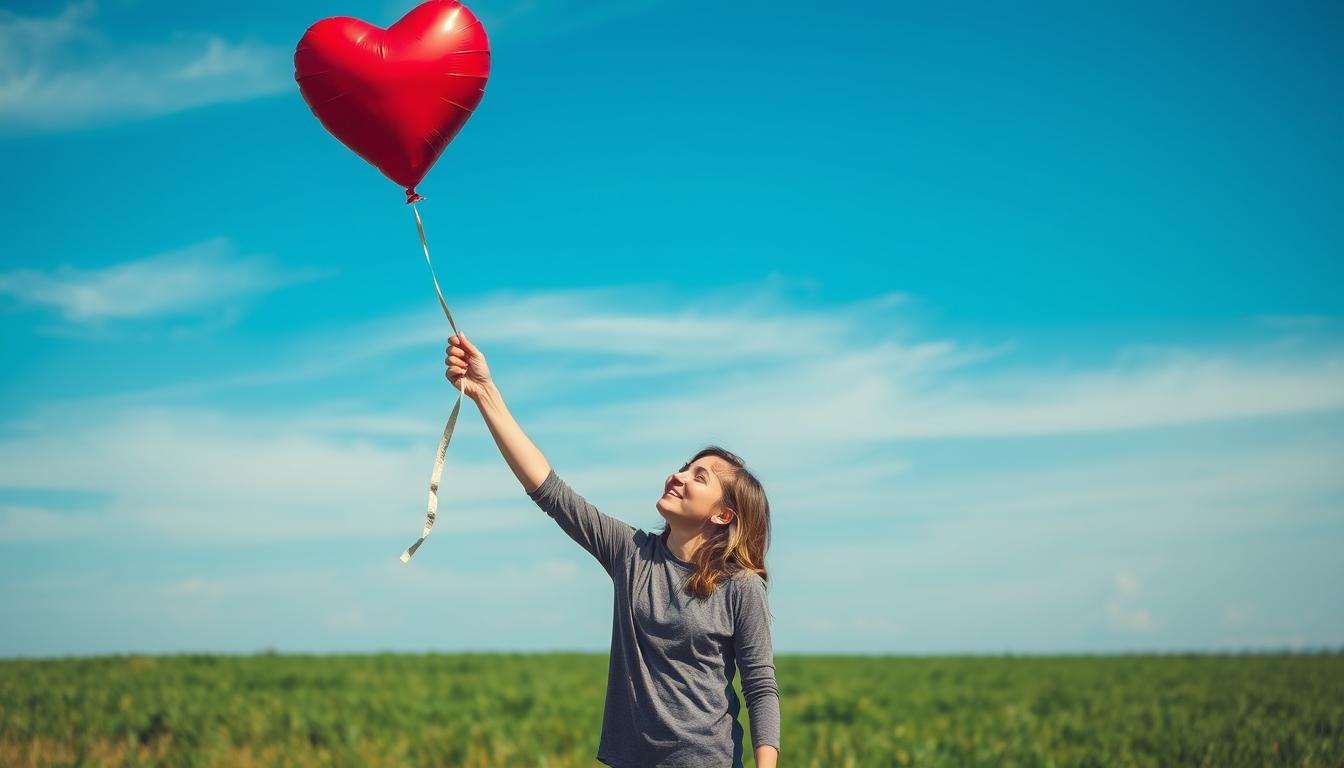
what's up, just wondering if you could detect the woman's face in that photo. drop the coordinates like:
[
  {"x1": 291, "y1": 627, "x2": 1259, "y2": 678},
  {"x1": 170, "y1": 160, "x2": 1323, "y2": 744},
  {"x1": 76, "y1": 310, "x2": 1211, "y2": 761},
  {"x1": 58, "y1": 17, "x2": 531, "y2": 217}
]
[{"x1": 657, "y1": 455, "x2": 735, "y2": 528}]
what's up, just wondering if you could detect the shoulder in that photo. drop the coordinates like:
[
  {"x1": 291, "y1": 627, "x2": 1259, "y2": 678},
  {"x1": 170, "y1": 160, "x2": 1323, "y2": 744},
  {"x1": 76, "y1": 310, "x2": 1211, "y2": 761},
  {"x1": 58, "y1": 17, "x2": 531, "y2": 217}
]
[
  {"x1": 726, "y1": 570, "x2": 772, "y2": 629},
  {"x1": 730, "y1": 569, "x2": 767, "y2": 587},
  {"x1": 727, "y1": 570, "x2": 769, "y2": 602}
]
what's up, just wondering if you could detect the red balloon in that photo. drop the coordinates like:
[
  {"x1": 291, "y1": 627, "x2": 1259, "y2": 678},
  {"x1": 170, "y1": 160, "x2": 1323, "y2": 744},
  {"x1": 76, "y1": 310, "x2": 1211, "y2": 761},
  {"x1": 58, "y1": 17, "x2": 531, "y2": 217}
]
[{"x1": 295, "y1": 0, "x2": 491, "y2": 203}]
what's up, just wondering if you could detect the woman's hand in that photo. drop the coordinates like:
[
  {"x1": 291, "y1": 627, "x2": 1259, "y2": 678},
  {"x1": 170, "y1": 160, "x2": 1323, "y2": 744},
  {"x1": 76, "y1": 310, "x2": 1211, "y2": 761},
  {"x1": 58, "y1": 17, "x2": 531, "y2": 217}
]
[{"x1": 445, "y1": 332, "x2": 492, "y2": 401}]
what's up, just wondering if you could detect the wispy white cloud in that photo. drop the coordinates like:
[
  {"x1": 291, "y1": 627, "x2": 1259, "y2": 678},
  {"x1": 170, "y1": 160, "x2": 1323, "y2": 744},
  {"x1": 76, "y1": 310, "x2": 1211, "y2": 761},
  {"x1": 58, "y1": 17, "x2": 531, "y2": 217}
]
[
  {"x1": 0, "y1": 503, "x2": 100, "y2": 542},
  {"x1": 0, "y1": 1, "x2": 291, "y2": 133},
  {"x1": 767, "y1": 427, "x2": 1342, "y2": 652},
  {"x1": 1105, "y1": 570, "x2": 1152, "y2": 632},
  {"x1": 378, "y1": 289, "x2": 1344, "y2": 441},
  {"x1": 1222, "y1": 605, "x2": 1252, "y2": 627},
  {"x1": 0, "y1": 237, "x2": 327, "y2": 327},
  {"x1": 0, "y1": 404, "x2": 538, "y2": 544},
  {"x1": 2, "y1": 281, "x2": 1343, "y2": 652},
  {"x1": 1, "y1": 376, "x2": 1341, "y2": 652},
  {"x1": 58, "y1": 281, "x2": 1344, "y2": 443},
  {"x1": 3, "y1": 280, "x2": 1339, "y2": 546},
  {"x1": 518, "y1": 344, "x2": 1344, "y2": 451},
  {"x1": 0, "y1": 0, "x2": 664, "y2": 135},
  {"x1": 431, "y1": 286, "x2": 1344, "y2": 444}
]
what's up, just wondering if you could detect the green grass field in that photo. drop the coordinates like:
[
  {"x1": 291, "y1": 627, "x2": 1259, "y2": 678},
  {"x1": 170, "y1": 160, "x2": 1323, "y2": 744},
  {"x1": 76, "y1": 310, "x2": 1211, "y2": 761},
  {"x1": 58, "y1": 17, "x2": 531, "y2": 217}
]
[{"x1": 2, "y1": 653, "x2": 1341, "y2": 767}]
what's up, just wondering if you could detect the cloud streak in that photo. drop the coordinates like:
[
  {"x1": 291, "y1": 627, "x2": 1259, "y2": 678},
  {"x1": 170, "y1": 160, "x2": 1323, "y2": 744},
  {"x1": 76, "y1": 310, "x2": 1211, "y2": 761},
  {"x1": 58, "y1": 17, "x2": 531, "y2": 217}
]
[
  {"x1": 1106, "y1": 570, "x2": 1152, "y2": 632},
  {"x1": 3, "y1": 393, "x2": 1339, "y2": 653},
  {"x1": 0, "y1": 237, "x2": 326, "y2": 326},
  {"x1": 4, "y1": 282, "x2": 1343, "y2": 543},
  {"x1": 2, "y1": 281, "x2": 1342, "y2": 652},
  {"x1": 0, "y1": 2, "x2": 291, "y2": 133},
  {"x1": 56, "y1": 281, "x2": 1344, "y2": 443}
]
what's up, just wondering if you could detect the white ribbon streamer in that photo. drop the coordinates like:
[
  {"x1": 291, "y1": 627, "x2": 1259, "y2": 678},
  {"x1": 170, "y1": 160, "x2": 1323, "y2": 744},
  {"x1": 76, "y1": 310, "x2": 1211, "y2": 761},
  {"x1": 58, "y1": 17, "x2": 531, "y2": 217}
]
[{"x1": 400, "y1": 202, "x2": 464, "y2": 564}]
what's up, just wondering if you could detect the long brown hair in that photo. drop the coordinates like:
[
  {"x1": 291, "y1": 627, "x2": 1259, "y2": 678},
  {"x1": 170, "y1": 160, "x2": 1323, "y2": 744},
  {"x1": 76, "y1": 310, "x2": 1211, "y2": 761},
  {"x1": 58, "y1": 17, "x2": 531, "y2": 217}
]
[{"x1": 662, "y1": 445, "x2": 771, "y2": 598}]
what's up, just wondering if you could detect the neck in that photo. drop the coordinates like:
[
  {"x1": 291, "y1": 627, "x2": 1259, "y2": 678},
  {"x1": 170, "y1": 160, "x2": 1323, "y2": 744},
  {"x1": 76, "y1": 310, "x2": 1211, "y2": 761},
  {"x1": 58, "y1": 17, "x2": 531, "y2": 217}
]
[{"x1": 664, "y1": 524, "x2": 709, "y2": 563}]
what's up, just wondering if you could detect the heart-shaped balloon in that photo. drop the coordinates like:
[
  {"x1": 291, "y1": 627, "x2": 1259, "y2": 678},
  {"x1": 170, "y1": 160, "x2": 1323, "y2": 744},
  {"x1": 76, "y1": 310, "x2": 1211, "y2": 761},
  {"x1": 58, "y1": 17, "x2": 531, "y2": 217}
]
[{"x1": 295, "y1": 0, "x2": 490, "y2": 203}]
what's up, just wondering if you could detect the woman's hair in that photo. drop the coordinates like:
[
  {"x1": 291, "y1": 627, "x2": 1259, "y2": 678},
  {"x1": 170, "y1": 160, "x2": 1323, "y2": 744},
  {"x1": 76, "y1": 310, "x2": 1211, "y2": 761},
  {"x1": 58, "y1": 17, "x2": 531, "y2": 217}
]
[{"x1": 662, "y1": 445, "x2": 771, "y2": 598}]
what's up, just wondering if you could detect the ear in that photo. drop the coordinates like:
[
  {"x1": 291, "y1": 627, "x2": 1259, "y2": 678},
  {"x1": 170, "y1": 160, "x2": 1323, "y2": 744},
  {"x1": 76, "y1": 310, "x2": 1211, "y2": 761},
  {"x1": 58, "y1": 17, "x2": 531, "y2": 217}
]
[{"x1": 712, "y1": 507, "x2": 735, "y2": 526}]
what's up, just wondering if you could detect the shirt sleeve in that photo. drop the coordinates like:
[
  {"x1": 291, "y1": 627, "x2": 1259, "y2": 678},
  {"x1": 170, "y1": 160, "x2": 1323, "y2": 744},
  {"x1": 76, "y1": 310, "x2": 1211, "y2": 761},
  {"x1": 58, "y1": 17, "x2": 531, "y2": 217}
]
[
  {"x1": 526, "y1": 468, "x2": 637, "y2": 578},
  {"x1": 732, "y1": 572, "x2": 781, "y2": 752}
]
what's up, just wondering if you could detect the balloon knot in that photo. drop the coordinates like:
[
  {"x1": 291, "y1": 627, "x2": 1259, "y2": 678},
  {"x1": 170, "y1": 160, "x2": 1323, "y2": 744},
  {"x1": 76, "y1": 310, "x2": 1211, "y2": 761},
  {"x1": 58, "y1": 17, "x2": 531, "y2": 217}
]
[{"x1": 405, "y1": 188, "x2": 424, "y2": 204}]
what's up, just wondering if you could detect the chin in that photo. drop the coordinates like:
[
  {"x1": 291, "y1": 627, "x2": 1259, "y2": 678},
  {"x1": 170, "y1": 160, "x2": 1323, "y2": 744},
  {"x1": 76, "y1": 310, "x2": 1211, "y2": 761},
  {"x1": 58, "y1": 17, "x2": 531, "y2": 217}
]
[{"x1": 655, "y1": 498, "x2": 683, "y2": 521}]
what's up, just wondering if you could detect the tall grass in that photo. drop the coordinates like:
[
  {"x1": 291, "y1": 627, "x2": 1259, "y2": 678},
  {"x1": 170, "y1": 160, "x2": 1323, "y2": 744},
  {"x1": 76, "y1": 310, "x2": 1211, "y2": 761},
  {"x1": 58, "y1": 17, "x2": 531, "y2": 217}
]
[{"x1": 2, "y1": 653, "x2": 1340, "y2": 767}]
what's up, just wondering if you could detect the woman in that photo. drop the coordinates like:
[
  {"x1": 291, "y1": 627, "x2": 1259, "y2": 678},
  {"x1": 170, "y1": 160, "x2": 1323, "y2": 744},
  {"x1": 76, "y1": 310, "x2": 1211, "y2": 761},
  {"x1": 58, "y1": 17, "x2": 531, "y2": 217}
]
[{"x1": 446, "y1": 333, "x2": 781, "y2": 768}]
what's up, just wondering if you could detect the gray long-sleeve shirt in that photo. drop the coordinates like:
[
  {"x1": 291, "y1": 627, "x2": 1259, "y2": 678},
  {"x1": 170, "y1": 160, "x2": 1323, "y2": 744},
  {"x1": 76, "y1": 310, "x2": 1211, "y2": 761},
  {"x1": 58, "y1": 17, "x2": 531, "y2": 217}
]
[{"x1": 527, "y1": 468, "x2": 781, "y2": 768}]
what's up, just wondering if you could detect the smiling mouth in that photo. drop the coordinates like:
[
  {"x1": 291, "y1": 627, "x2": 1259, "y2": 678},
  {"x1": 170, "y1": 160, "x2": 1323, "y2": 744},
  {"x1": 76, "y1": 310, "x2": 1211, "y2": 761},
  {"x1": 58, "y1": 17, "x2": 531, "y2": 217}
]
[{"x1": 663, "y1": 489, "x2": 682, "y2": 499}]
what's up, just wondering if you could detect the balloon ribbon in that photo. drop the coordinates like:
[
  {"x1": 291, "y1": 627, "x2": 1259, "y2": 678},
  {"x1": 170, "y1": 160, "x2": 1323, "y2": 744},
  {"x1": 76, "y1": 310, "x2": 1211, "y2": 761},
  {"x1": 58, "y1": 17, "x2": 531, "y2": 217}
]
[{"x1": 400, "y1": 202, "x2": 462, "y2": 563}]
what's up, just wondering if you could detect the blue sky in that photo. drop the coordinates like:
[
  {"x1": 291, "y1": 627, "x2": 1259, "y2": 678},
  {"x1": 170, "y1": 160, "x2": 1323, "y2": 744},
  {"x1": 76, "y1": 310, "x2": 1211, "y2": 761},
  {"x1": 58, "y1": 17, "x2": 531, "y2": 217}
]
[{"x1": 1, "y1": 0, "x2": 1341, "y2": 657}]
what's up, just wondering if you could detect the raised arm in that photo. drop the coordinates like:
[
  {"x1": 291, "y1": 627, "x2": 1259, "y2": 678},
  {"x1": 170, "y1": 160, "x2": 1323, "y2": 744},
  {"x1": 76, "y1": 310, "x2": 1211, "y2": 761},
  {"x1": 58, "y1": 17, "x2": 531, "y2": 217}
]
[
  {"x1": 446, "y1": 333, "x2": 550, "y2": 493},
  {"x1": 448, "y1": 333, "x2": 636, "y2": 575}
]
